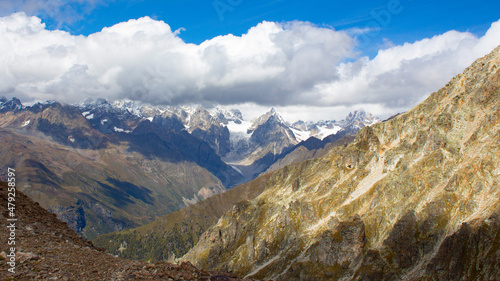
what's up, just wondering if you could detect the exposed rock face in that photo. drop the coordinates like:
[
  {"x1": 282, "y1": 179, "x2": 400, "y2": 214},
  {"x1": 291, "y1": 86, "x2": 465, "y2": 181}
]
[
  {"x1": 184, "y1": 106, "x2": 232, "y2": 157},
  {"x1": 182, "y1": 46, "x2": 500, "y2": 280},
  {"x1": 0, "y1": 97, "x2": 22, "y2": 113},
  {"x1": 424, "y1": 214, "x2": 500, "y2": 280},
  {"x1": 290, "y1": 109, "x2": 380, "y2": 141},
  {"x1": 248, "y1": 109, "x2": 298, "y2": 155},
  {"x1": 79, "y1": 98, "x2": 140, "y2": 134},
  {"x1": 226, "y1": 109, "x2": 370, "y2": 181},
  {"x1": 0, "y1": 182, "x2": 254, "y2": 280},
  {"x1": 340, "y1": 109, "x2": 379, "y2": 130}
]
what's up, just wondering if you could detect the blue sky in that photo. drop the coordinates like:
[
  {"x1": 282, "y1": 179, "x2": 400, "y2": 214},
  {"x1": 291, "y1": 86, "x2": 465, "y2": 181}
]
[
  {"x1": 34, "y1": 0, "x2": 500, "y2": 56},
  {"x1": 0, "y1": 0, "x2": 499, "y2": 120}
]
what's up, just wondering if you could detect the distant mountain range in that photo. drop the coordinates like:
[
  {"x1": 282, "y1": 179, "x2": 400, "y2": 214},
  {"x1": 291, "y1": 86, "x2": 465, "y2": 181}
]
[
  {"x1": 0, "y1": 95, "x2": 378, "y2": 239},
  {"x1": 81, "y1": 98, "x2": 380, "y2": 179},
  {"x1": 82, "y1": 98, "x2": 380, "y2": 162}
]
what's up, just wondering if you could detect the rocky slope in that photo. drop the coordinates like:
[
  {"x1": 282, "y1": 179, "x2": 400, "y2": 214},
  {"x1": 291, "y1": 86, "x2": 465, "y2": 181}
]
[
  {"x1": 0, "y1": 181, "x2": 254, "y2": 280},
  {"x1": 182, "y1": 46, "x2": 500, "y2": 280},
  {"x1": 0, "y1": 94, "x2": 370, "y2": 241}
]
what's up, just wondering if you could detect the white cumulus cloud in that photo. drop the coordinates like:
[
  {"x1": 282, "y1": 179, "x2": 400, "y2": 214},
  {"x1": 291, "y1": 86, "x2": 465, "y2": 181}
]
[
  {"x1": 314, "y1": 23, "x2": 500, "y2": 109},
  {"x1": 0, "y1": 12, "x2": 499, "y2": 120}
]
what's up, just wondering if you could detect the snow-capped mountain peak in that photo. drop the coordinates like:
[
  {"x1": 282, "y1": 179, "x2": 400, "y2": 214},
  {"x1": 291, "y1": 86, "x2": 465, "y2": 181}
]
[
  {"x1": 249, "y1": 108, "x2": 288, "y2": 131},
  {"x1": 289, "y1": 110, "x2": 380, "y2": 141},
  {"x1": 341, "y1": 109, "x2": 380, "y2": 128},
  {"x1": 81, "y1": 97, "x2": 111, "y2": 109},
  {"x1": 0, "y1": 97, "x2": 24, "y2": 113},
  {"x1": 208, "y1": 106, "x2": 244, "y2": 124}
]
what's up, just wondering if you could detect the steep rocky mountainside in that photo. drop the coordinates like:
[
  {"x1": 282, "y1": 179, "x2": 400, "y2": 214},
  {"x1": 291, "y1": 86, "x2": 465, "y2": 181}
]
[
  {"x1": 0, "y1": 181, "x2": 254, "y2": 280},
  {"x1": 0, "y1": 101, "x2": 243, "y2": 239},
  {"x1": 1, "y1": 94, "x2": 375, "y2": 184},
  {"x1": 185, "y1": 106, "x2": 232, "y2": 157},
  {"x1": 93, "y1": 173, "x2": 272, "y2": 262},
  {"x1": 182, "y1": 46, "x2": 500, "y2": 280}
]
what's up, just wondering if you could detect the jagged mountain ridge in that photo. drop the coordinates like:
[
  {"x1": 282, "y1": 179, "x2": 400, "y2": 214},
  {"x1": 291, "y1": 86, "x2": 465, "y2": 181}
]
[
  {"x1": 11, "y1": 96, "x2": 377, "y2": 180},
  {"x1": 290, "y1": 109, "x2": 379, "y2": 141},
  {"x1": 86, "y1": 98, "x2": 379, "y2": 165},
  {"x1": 1, "y1": 96, "x2": 378, "y2": 147},
  {"x1": 81, "y1": 98, "x2": 379, "y2": 178},
  {"x1": 181, "y1": 46, "x2": 500, "y2": 280}
]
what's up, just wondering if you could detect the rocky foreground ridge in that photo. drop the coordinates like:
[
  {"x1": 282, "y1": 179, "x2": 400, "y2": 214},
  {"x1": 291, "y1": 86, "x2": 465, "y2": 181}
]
[
  {"x1": 181, "y1": 46, "x2": 500, "y2": 280},
  {"x1": 0, "y1": 181, "x2": 255, "y2": 280}
]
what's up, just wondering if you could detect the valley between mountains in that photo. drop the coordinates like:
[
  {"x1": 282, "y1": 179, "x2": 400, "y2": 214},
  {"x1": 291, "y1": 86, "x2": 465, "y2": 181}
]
[
  {"x1": 100, "y1": 45, "x2": 500, "y2": 280},
  {"x1": 1, "y1": 45, "x2": 499, "y2": 280}
]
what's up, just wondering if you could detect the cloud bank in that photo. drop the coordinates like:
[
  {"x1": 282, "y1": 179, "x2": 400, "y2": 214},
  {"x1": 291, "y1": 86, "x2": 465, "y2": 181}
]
[{"x1": 0, "y1": 12, "x2": 499, "y2": 119}]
